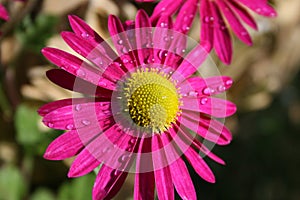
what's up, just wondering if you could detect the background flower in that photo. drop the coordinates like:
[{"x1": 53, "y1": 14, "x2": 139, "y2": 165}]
[{"x1": 137, "y1": 0, "x2": 276, "y2": 64}]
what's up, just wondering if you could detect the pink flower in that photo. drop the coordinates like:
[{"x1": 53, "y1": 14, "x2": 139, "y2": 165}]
[
  {"x1": 138, "y1": 0, "x2": 277, "y2": 64},
  {"x1": 0, "y1": 4, "x2": 9, "y2": 21},
  {"x1": 39, "y1": 10, "x2": 236, "y2": 200},
  {"x1": 0, "y1": 1, "x2": 27, "y2": 22}
]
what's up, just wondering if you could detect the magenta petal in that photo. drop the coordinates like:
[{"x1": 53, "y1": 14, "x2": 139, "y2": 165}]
[
  {"x1": 181, "y1": 96, "x2": 237, "y2": 118},
  {"x1": 61, "y1": 31, "x2": 123, "y2": 78},
  {"x1": 68, "y1": 149, "x2": 101, "y2": 178},
  {"x1": 44, "y1": 130, "x2": 83, "y2": 160},
  {"x1": 41, "y1": 47, "x2": 116, "y2": 90},
  {"x1": 161, "y1": 133, "x2": 197, "y2": 200},
  {"x1": 211, "y1": 1, "x2": 233, "y2": 65},
  {"x1": 237, "y1": 0, "x2": 277, "y2": 17},
  {"x1": 92, "y1": 165, "x2": 128, "y2": 200},
  {"x1": 179, "y1": 76, "x2": 233, "y2": 96},
  {"x1": 152, "y1": 135, "x2": 174, "y2": 200},
  {"x1": 227, "y1": 0, "x2": 258, "y2": 30},
  {"x1": 68, "y1": 15, "x2": 105, "y2": 45},
  {"x1": 217, "y1": 0, "x2": 252, "y2": 45},
  {"x1": 179, "y1": 114, "x2": 232, "y2": 145},
  {"x1": 46, "y1": 69, "x2": 113, "y2": 97},
  {"x1": 38, "y1": 99, "x2": 73, "y2": 117},
  {"x1": 42, "y1": 101, "x2": 112, "y2": 130},
  {"x1": 151, "y1": 0, "x2": 184, "y2": 23},
  {"x1": 0, "y1": 4, "x2": 9, "y2": 21},
  {"x1": 108, "y1": 15, "x2": 137, "y2": 71},
  {"x1": 135, "y1": 10, "x2": 154, "y2": 66},
  {"x1": 134, "y1": 137, "x2": 155, "y2": 200},
  {"x1": 169, "y1": 127, "x2": 216, "y2": 183},
  {"x1": 172, "y1": 43, "x2": 210, "y2": 83},
  {"x1": 174, "y1": 0, "x2": 198, "y2": 34},
  {"x1": 169, "y1": 158, "x2": 197, "y2": 200},
  {"x1": 200, "y1": 0, "x2": 214, "y2": 52},
  {"x1": 174, "y1": 124, "x2": 226, "y2": 165}
]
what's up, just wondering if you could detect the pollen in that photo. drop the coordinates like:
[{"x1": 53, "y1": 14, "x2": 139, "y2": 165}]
[{"x1": 123, "y1": 68, "x2": 180, "y2": 133}]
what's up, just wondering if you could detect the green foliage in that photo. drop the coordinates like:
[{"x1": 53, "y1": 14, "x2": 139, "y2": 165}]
[
  {"x1": 15, "y1": 104, "x2": 42, "y2": 145},
  {"x1": 0, "y1": 166, "x2": 27, "y2": 200},
  {"x1": 58, "y1": 173, "x2": 95, "y2": 200},
  {"x1": 30, "y1": 188, "x2": 55, "y2": 200},
  {"x1": 16, "y1": 14, "x2": 58, "y2": 52}
]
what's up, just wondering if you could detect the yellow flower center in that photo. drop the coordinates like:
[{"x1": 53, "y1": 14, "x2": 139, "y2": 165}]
[{"x1": 124, "y1": 69, "x2": 180, "y2": 133}]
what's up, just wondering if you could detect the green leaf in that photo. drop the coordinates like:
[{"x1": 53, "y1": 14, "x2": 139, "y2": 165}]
[
  {"x1": 0, "y1": 165, "x2": 27, "y2": 200},
  {"x1": 15, "y1": 104, "x2": 42, "y2": 145},
  {"x1": 58, "y1": 173, "x2": 95, "y2": 200},
  {"x1": 30, "y1": 188, "x2": 55, "y2": 200}
]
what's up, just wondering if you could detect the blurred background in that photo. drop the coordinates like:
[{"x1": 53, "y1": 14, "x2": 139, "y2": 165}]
[{"x1": 0, "y1": 0, "x2": 299, "y2": 199}]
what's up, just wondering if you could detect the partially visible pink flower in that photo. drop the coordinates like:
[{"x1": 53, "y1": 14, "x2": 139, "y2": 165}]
[
  {"x1": 139, "y1": 0, "x2": 277, "y2": 64},
  {"x1": 0, "y1": 0, "x2": 27, "y2": 22},
  {"x1": 0, "y1": 4, "x2": 9, "y2": 21},
  {"x1": 39, "y1": 10, "x2": 236, "y2": 200}
]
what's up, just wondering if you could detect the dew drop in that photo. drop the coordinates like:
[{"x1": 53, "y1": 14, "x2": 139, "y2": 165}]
[
  {"x1": 225, "y1": 79, "x2": 233, "y2": 86},
  {"x1": 121, "y1": 47, "x2": 129, "y2": 54},
  {"x1": 122, "y1": 58, "x2": 129, "y2": 64},
  {"x1": 158, "y1": 50, "x2": 168, "y2": 60},
  {"x1": 204, "y1": 16, "x2": 214, "y2": 23},
  {"x1": 160, "y1": 22, "x2": 167, "y2": 28},
  {"x1": 182, "y1": 25, "x2": 190, "y2": 31},
  {"x1": 117, "y1": 39, "x2": 123, "y2": 45},
  {"x1": 130, "y1": 138, "x2": 136, "y2": 144},
  {"x1": 203, "y1": 87, "x2": 212, "y2": 95},
  {"x1": 241, "y1": 31, "x2": 248, "y2": 36},
  {"x1": 75, "y1": 104, "x2": 82, "y2": 111},
  {"x1": 120, "y1": 154, "x2": 131, "y2": 162},
  {"x1": 47, "y1": 122, "x2": 54, "y2": 128},
  {"x1": 102, "y1": 147, "x2": 110, "y2": 153},
  {"x1": 99, "y1": 82, "x2": 107, "y2": 87},
  {"x1": 255, "y1": 8, "x2": 262, "y2": 13},
  {"x1": 81, "y1": 32, "x2": 90, "y2": 39},
  {"x1": 217, "y1": 85, "x2": 226, "y2": 92},
  {"x1": 188, "y1": 91, "x2": 198, "y2": 97},
  {"x1": 81, "y1": 119, "x2": 91, "y2": 126},
  {"x1": 76, "y1": 69, "x2": 86, "y2": 77},
  {"x1": 164, "y1": 36, "x2": 171, "y2": 42},
  {"x1": 66, "y1": 124, "x2": 74, "y2": 130},
  {"x1": 200, "y1": 97, "x2": 208, "y2": 105}
]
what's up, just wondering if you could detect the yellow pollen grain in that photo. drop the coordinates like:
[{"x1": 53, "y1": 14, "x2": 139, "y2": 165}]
[{"x1": 124, "y1": 69, "x2": 180, "y2": 133}]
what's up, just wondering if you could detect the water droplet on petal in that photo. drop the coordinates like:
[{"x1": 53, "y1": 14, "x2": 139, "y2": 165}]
[
  {"x1": 120, "y1": 154, "x2": 131, "y2": 162},
  {"x1": 200, "y1": 97, "x2": 208, "y2": 105},
  {"x1": 117, "y1": 39, "x2": 123, "y2": 45},
  {"x1": 99, "y1": 82, "x2": 107, "y2": 87},
  {"x1": 81, "y1": 120, "x2": 91, "y2": 126},
  {"x1": 160, "y1": 22, "x2": 167, "y2": 28},
  {"x1": 225, "y1": 79, "x2": 233, "y2": 86},
  {"x1": 130, "y1": 138, "x2": 136, "y2": 144},
  {"x1": 256, "y1": 8, "x2": 262, "y2": 13},
  {"x1": 66, "y1": 124, "x2": 74, "y2": 130},
  {"x1": 241, "y1": 31, "x2": 248, "y2": 36},
  {"x1": 75, "y1": 104, "x2": 82, "y2": 111},
  {"x1": 203, "y1": 87, "x2": 211, "y2": 95},
  {"x1": 204, "y1": 16, "x2": 214, "y2": 23},
  {"x1": 217, "y1": 85, "x2": 226, "y2": 92},
  {"x1": 102, "y1": 147, "x2": 110, "y2": 153},
  {"x1": 121, "y1": 47, "x2": 129, "y2": 54},
  {"x1": 158, "y1": 50, "x2": 168, "y2": 60},
  {"x1": 81, "y1": 32, "x2": 90, "y2": 39},
  {"x1": 47, "y1": 122, "x2": 54, "y2": 128},
  {"x1": 76, "y1": 69, "x2": 86, "y2": 78},
  {"x1": 188, "y1": 91, "x2": 198, "y2": 97}
]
